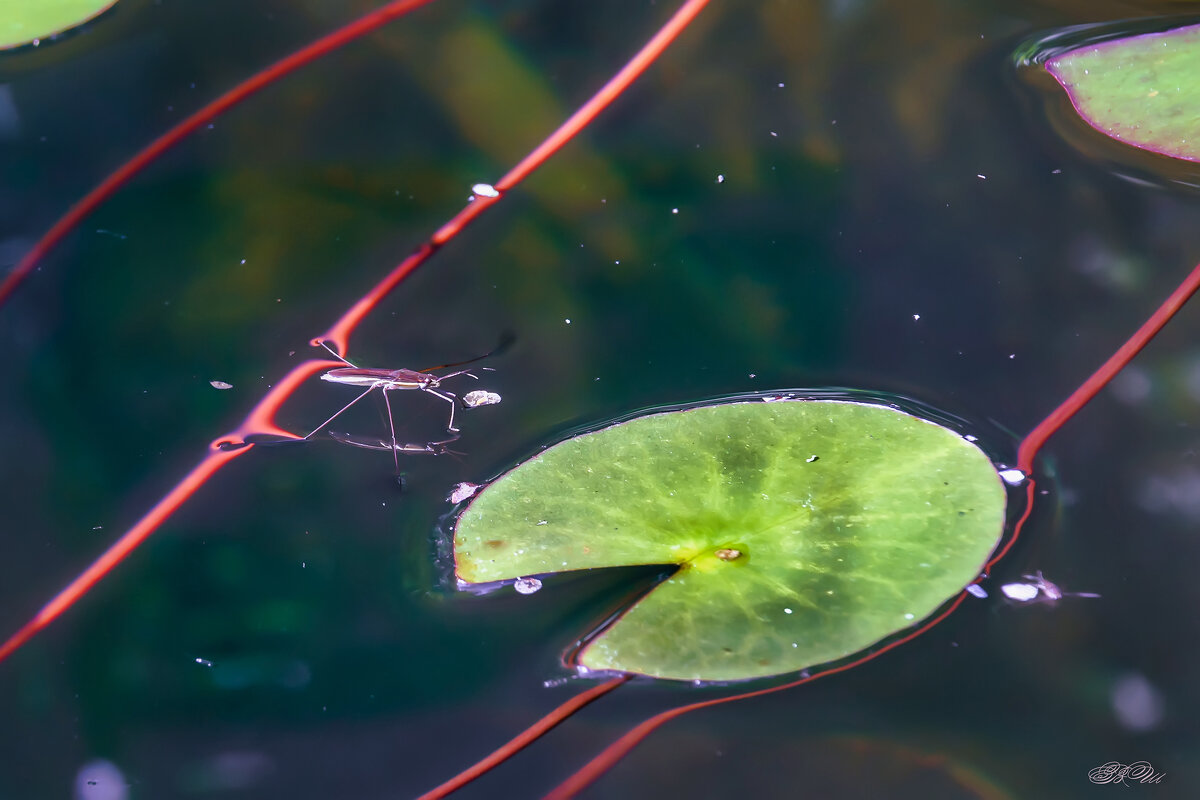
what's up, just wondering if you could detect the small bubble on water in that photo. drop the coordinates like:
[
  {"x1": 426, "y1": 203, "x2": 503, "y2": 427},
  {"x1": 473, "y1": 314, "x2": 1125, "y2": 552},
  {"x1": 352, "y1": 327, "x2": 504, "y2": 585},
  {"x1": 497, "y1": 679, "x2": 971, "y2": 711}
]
[
  {"x1": 195, "y1": 657, "x2": 213, "y2": 667},
  {"x1": 209, "y1": 380, "x2": 233, "y2": 390},
  {"x1": 471, "y1": 183, "x2": 500, "y2": 198},
  {"x1": 514, "y1": 577, "x2": 542, "y2": 595}
]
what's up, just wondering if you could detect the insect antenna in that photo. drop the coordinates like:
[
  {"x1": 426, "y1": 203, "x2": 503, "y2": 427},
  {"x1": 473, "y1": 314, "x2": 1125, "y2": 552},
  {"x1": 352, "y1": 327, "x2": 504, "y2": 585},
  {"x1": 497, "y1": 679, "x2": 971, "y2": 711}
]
[{"x1": 418, "y1": 330, "x2": 515, "y2": 374}]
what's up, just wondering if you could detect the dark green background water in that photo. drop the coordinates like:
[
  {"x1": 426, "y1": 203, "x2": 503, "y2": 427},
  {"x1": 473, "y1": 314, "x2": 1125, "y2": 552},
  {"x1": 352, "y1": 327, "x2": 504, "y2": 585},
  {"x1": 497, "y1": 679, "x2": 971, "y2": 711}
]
[{"x1": 2, "y1": 0, "x2": 1198, "y2": 797}]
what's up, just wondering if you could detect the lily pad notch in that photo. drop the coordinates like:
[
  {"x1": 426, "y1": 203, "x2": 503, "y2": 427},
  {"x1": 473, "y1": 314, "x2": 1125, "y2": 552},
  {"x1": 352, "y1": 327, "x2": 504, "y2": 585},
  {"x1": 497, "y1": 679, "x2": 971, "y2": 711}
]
[{"x1": 453, "y1": 398, "x2": 1007, "y2": 683}]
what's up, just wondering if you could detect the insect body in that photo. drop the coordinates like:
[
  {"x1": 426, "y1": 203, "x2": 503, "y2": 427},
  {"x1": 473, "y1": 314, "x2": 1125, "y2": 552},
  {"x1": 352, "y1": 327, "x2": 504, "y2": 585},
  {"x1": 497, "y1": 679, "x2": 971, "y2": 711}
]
[{"x1": 305, "y1": 341, "x2": 498, "y2": 472}]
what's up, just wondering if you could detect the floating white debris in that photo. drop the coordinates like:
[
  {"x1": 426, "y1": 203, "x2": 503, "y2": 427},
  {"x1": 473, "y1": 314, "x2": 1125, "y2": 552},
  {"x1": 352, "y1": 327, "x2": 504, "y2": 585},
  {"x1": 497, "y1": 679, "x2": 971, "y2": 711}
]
[
  {"x1": 471, "y1": 183, "x2": 500, "y2": 198},
  {"x1": 1001, "y1": 569, "x2": 1100, "y2": 604},
  {"x1": 209, "y1": 380, "x2": 233, "y2": 390},
  {"x1": 463, "y1": 390, "x2": 501, "y2": 408},
  {"x1": 716, "y1": 174, "x2": 725, "y2": 183},
  {"x1": 998, "y1": 468, "x2": 1026, "y2": 485},
  {"x1": 514, "y1": 577, "x2": 542, "y2": 595},
  {"x1": 194, "y1": 657, "x2": 213, "y2": 667},
  {"x1": 1000, "y1": 582, "x2": 1040, "y2": 602},
  {"x1": 449, "y1": 482, "x2": 480, "y2": 504},
  {"x1": 965, "y1": 583, "x2": 988, "y2": 599}
]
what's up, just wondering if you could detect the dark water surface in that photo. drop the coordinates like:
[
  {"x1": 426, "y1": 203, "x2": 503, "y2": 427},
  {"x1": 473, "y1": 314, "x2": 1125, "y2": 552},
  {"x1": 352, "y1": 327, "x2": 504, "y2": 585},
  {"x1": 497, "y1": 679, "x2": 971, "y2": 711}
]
[{"x1": 2, "y1": 0, "x2": 1199, "y2": 798}]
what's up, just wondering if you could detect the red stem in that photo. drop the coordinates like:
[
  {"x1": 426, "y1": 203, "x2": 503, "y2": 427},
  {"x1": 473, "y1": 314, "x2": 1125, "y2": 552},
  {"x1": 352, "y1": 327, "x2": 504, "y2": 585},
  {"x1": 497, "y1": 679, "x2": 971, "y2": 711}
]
[
  {"x1": 0, "y1": 0, "x2": 437, "y2": 309},
  {"x1": 1017, "y1": 260, "x2": 1200, "y2": 473},
  {"x1": 416, "y1": 675, "x2": 631, "y2": 800},
  {"x1": 0, "y1": 0, "x2": 711, "y2": 665},
  {"x1": 543, "y1": 595, "x2": 970, "y2": 800},
  {"x1": 318, "y1": 0, "x2": 715, "y2": 354},
  {"x1": 538, "y1": 258, "x2": 1200, "y2": 798}
]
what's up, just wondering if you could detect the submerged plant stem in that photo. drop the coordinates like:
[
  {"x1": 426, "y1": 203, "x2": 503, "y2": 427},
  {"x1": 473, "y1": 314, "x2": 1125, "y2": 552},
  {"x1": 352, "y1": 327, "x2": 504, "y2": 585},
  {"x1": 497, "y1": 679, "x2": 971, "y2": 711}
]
[{"x1": 417, "y1": 675, "x2": 631, "y2": 800}]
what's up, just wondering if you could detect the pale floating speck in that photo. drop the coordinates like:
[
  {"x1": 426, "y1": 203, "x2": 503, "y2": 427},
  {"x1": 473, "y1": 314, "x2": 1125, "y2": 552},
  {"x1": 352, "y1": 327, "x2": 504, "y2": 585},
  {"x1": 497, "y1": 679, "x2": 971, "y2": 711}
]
[
  {"x1": 195, "y1": 657, "x2": 213, "y2": 667},
  {"x1": 806, "y1": 454, "x2": 819, "y2": 463},
  {"x1": 977, "y1": 174, "x2": 987, "y2": 180},
  {"x1": 449, "y1": 482, "x2": 480, "y2": 504},
  {"x1": 565, "y1": 318, "x2": 571, "y2": 324},
  {"x1": 998, "y1": 468, "x2": 1026, "y2": 486},
  {"x1": 671, "y1": 208, "x2": 679, "y2": 214},
  {"x1": 74, "y1": 759, "x2": 127, "y2": 800},
  {"x1": 783, "y1": 607, "x2": 793, "y2": 614},
  {"x1": 472, "y1": 183, "x2": 500, "y2": 198},
  {"x1": 966, "y1": 583, "x2": 988, "y2": 599},
  {"x1": 209, "y1": 380, "x2": 233, "y2": 390},
  {"x1": 716, "y1": 174, "x2": 725, "y2": 183},
  {"x1": 903, "y1": 613, "x2": 915, "y2": 620},
  {"x1": 463, "y1": 390, "x2": 501, "y2": 408},
  {"x1": 514, "y1": 577, "x2": 542, "y2": 595},
  {"x1": 964, "y1": 434, "x2": 978, "y2": 442},
  {"x1": 912, "y1": 313, "x2": 921, "y2": 321},
  {"x1": 536, "y1": 520, "x2": 548, "y2": 526},
  {"x1": 1001, "y1": 582, "x2": 1039, "y2": 602}
]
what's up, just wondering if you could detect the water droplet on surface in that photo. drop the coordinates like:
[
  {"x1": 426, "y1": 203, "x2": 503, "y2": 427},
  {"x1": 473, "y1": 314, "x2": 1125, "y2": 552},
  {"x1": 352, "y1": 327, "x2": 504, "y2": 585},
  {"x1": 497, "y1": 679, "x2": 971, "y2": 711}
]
[
  {"x1": 471, "y1": 183, "x2": 500, "y2": 198},
  {"x1": 513, "y1": 577, "x2": 542, "y2": 595},
  {"x1": 903, "y1": 613, "x2": 915, "y2": 620}
]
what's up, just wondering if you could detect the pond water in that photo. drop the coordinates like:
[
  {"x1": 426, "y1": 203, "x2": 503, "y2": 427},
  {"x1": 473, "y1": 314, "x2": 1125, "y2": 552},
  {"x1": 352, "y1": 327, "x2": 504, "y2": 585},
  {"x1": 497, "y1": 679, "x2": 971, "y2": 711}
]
[{"x1": 1, "y1": 0, "x2": 1198, "y2": 798}]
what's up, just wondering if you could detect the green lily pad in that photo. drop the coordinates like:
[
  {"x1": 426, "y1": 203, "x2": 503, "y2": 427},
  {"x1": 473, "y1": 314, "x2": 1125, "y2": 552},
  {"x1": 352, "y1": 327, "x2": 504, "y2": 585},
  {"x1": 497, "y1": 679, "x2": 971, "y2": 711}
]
[
  {"x1": 1046, "y1": 23, "x2": 1200, "y2": 163},
  {"x1": 454, "y1": 399, "x2": 1006, "y2": 682},
  {"x1": 1, "y1": 0, "x2": 117, "y2": 50}
]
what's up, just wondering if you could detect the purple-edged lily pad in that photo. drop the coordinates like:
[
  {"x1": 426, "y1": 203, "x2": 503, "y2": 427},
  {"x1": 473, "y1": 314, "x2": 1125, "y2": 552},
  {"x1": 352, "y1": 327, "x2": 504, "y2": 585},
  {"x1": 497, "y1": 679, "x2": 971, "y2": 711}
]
[
  {"x1": 1046, "y1": 23, "x2": 1200, "y2": 163},
  {"x1": 1, "y1": 0, "x2": 117, "y2": 51}
]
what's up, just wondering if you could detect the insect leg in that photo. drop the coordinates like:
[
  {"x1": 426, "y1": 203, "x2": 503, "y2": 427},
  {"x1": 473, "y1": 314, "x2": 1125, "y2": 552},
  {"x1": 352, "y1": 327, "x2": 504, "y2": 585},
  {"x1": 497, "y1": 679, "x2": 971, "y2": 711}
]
[
  {"x1": 304, "y1": 384, "x2": 378, "y2": 439},
  {"x1": 382, "y1": 387, "x2": 401, "y2": 474},
  {"x1": 423, "y1": 388, "x2": 460, "y2": 432}
]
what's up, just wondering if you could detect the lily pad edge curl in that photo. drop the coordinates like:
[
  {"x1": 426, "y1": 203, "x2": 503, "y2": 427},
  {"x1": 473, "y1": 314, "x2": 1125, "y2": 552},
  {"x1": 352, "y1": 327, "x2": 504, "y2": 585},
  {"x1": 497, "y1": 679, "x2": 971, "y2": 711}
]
[{"x1": 453, "y1": 396, "x2": 1007, "y2": 683}]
